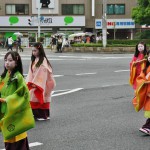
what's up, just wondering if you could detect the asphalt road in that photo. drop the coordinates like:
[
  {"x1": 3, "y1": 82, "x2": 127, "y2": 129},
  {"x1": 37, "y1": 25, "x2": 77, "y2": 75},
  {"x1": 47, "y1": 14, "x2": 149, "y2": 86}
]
[{"x1": 0, "y1": 49, "x2": 149, "y2": 150}]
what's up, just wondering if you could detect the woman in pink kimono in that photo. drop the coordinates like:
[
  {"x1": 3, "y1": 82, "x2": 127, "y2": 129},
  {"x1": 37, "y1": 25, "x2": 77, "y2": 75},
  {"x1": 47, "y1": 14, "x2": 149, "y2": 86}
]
[{"x1": 26, "y1": 42, "x2": 55, "y2": 121}]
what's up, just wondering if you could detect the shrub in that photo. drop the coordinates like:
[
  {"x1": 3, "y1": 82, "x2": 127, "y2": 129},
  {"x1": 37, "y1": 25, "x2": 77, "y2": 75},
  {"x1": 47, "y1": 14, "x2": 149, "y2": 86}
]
[{"x1": 71, "y1": 40, "x2": 150, "y2": 47}]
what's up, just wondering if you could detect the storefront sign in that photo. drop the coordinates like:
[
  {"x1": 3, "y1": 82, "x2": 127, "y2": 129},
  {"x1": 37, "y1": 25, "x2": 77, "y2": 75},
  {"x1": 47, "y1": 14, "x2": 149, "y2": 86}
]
[
  {"x1": 95, "y1": 19, "x2": 135, "y2": 29},
  {"x1": 0, "y1": 16, "x2": 85, "y2": 27}
]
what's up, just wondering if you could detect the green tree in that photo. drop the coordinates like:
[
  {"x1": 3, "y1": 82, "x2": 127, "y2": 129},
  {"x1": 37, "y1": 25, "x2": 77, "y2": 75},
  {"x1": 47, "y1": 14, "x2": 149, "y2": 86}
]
[{"x1": 132, "y1": 0, "x2": 150, "y2": 25}]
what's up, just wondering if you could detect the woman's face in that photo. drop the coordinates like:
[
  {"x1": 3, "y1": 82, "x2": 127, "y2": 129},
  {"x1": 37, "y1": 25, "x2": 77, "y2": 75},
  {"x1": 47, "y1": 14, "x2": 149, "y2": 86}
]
[
  {"x1": 4, "y1": 54, "x2": 16, "y2": 72},
  {"x1": 138, "y1": 44, "x2": 145, "y2": 52},
  {"x1": 32, "y1": 47, "x2": 39, "y2": 57}
]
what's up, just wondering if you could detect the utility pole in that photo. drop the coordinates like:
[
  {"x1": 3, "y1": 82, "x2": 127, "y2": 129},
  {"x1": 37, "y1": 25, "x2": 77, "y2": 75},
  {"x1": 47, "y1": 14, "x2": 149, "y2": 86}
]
[
  {"x1": 102, "y1": 0, "x2": 107, "y2": 47},
  {"x1": 114, "y1": 22, "x2": 116, "y2": 40},
  {"x1": 38, "y1": 0, "x2": 41, "y2": 38}
]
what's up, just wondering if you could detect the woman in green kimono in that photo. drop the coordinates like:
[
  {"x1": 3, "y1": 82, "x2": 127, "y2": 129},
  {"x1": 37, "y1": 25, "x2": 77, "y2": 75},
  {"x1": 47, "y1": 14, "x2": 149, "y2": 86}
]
[{"x1": 0, "y1": 51, "x2": 35, "y2": 150}]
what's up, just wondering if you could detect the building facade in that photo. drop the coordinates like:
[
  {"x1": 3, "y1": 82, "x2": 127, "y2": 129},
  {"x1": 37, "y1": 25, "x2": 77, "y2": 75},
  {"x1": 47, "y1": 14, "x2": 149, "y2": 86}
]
[{"x1": 0, "y1": 0, "x2": 139, "y2": 47}]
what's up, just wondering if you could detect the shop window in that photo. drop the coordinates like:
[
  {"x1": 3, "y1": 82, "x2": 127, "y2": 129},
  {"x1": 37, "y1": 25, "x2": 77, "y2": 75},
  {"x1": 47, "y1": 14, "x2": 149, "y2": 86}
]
[
  {"x1": 6, "y1": 4, "x2": 29, "y2": 15},
  {"x1": 62, "y1": 4, "x2": 84, "y2": 15},
  {"x1": 107, "y1": 4, "x2": 125, "y2": 15}
]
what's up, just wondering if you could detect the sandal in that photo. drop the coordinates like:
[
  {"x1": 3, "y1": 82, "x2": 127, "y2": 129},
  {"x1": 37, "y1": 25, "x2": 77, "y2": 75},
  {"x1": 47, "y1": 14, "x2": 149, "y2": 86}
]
[{"x1": 139, "y1": 128, "x2": 150, "y2": 135}]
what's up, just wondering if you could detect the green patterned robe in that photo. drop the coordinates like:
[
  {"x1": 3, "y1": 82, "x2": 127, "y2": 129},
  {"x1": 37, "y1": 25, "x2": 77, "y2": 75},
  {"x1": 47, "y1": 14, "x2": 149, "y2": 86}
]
[{"x1": 0, "y1": 71, "x2": 35, "y2": 140}]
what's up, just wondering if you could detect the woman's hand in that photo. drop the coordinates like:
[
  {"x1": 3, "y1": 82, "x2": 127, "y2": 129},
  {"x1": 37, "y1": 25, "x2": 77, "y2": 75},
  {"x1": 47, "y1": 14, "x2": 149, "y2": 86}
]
[
  {"x1": 0, "y1": 98, "x2": 5, "y2": 102},
  {"x1": 136, "y1": 59, "x2": 146, "y2": 64},
  {"x1": 146, "y1": 72, "x2": 150, "y2": 80}
]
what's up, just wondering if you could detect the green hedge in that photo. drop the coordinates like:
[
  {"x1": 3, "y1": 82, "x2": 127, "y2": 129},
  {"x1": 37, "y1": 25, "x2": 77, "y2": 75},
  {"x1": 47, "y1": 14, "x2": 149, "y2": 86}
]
[
  {"x1": 71, "y1": 39, "x2": 150, "y2": 47},
  {"x1": 72, "y1": 43, "x2": 103, "y2": 47},
  {"x1": 107, "y1": 39, "x2": 150, "y2": 45}
]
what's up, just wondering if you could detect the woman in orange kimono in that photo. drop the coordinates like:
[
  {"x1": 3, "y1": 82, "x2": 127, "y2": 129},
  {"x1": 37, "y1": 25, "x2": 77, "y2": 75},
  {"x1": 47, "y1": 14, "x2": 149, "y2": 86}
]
[
  {"x1": 26, "y1": 42, "x2": 56, "y2": 121},
  {"x1": 129, "y1": 42, "x2": 147, "y2": 90},
  {"x1": 133, "y1": 50, "x2": 150, "y2": 135}
]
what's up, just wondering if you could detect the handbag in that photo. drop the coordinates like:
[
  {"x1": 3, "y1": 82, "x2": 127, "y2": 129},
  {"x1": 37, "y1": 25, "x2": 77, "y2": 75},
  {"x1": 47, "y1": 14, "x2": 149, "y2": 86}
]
[{"x1": 0, "y1": 106, "x2": 35, "y2": 140}]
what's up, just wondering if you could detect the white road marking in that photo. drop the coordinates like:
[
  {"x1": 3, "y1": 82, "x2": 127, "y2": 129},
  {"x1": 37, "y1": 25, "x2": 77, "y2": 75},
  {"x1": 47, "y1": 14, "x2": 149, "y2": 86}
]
[
  {"x1": 29, "y1": 142, "x2": 43, "y2": 147},
  {"x1": 18, "y1": 58, "x2": 86, "y2": 60},
  {"x1": 0, "y1": 53, "x2": 132, "y2": 60},
  {"x1": 76, "y1": 72, "x2": 97, "y2": 76},
  {"x1": 52, "y1": 88, "x2": 83, "y2": 97},
  {"x1": 58, "y1": 55, "x2": 132, "y2": 59},
  {"x1": 53, "y1": 75, "x2": 64, "y2": 77},
  {"x1": 23, "y1": 74, "x2": 64, "y2": 78},
  {"x1": 53, "y1": 89, "x2": 72, "y2": 92},
  {"x1": 101, "y1": 83, "x2": 128, "y2": 87},
  {"x1": 114, "y1": 70, "x2": 129, "y2": 72},
  {"x1": 0, "y1": 142, "x2": 43, "y2": 150},
  {"x1": 51, "y1": 83, "x2": 128, "y2": 98}
]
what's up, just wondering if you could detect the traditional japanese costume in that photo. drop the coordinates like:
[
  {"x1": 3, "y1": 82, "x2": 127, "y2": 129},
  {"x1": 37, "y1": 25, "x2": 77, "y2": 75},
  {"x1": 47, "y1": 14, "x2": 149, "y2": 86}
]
[
  {"x1": 132, "y1": 66, "x2": 150, "y2": 118},
  {"x1": 0, "y1": 71, "x2": 35, "y2": 142},
  {"x1": 129, "y1": 53, "x2": 146, "y2": 89},
  {"x1": 26, "y1": 57, "x2": 55, "y2": 119}
]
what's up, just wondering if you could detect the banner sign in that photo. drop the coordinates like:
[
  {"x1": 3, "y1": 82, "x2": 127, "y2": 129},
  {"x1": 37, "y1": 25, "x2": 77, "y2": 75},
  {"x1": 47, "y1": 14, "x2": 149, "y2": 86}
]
[
  {"x1": 0, "y1": 16, "x2": 85, "y2": 27},
  {"x1": 95, "y1": 19, "x2": 135, "y2": 29}
]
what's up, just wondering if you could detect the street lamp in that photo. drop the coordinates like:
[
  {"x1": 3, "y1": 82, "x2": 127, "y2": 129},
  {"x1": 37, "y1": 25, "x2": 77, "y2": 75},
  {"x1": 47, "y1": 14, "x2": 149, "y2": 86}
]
[{"x1": 102, "y1": 0, "x2": 107, "y2": 47}]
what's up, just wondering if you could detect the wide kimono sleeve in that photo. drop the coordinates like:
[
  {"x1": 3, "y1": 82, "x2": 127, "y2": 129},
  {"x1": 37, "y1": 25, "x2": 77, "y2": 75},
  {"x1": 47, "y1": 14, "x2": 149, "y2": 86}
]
[
  {"x1": 0, "y1": 73, "x2": 35, "y2": 140},
  {"x1": 27, "y1": 60, "x2": 55, "y2": 104},
  {"x1": 27, "y1": 65, "x2": 47, "y2": 104},
  {"x1": 132, "y1": 71, "x2": 148, "y2": 112},
  {"x1": 129, "y1": 56, "x2": 146, "y2": 87},
  {"x1": 129, "y1": 57, "x2": 136, "y2": 86},
  {"x1": 5, "y1": 74, "x2": 31, "y2": 116}
]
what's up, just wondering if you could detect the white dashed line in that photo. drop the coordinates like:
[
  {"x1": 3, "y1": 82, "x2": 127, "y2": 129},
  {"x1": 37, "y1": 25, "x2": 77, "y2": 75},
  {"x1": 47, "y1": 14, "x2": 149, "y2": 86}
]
[
  {"x1": 53, "y1": 75, "x2": 64, "y2": 77},
  {"x1": 114, "y1": 70, "x2": 129, "y2": 72},
  {"x1": 29, "y1": 142, "x2": 43, "y2": 147},
  {"x1": 52, "y1": 88, "x2": 83, "y2": 97},
  {"x1": 76, "y1": 72, "x2": 97, "y2": 76}
]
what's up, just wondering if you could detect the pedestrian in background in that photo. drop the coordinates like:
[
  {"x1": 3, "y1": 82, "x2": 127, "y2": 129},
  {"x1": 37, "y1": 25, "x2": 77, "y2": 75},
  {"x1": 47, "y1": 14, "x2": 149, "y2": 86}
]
[
  {"x1": 26, "y1": 42, "x2": 56, "y2": 121},
  {"x1": 129, "y1": 41, "x2": 147, "y2": 90},
  {"x1": 0, "y1": 51, "x2": 35, "y2": 150},
  {"x1": 56, "y1": 36, "x2": 63, "y2": 53},
  {"x1": 133, "y1": 50, "x2": 150, "y2": 135},
  {"x1": 16, "y1": 36, "x2": 23, "y2": 52},
  {"x1": 51, "y1": 36, "x2": 57, "y2": 52},
  {"x1": 7, "y1": 36, "x2": 14, "y2": 51}
]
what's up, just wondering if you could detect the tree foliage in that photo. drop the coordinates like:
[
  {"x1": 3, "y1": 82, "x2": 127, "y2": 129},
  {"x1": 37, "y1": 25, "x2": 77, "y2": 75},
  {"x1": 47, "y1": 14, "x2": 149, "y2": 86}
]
[{"x1": 132, "y1": 0, "x2": 150, "y2": 25}]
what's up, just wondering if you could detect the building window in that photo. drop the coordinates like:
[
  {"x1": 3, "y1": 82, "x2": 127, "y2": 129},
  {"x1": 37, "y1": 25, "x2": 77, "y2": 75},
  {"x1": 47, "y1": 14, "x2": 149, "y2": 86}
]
[
  {"x1": 107, "y1": 4, "x2": 125, "y2": 15},
  {"x1": 62, "y1": 4, "x2": 84, "y2": 15},
  {"x1": 6, "y1": 4, "x2": 29, "y2": 15}
]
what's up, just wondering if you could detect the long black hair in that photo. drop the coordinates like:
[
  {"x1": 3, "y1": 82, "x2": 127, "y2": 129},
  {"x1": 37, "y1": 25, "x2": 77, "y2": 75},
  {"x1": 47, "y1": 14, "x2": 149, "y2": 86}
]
[
  {"x1": 143, "y1": 50, "x2": 150, "y2": 75},
  {"x1": 31, "y1": 42, "x2": 52, "y2": 71},
  {"x1": 1, "y1": 51, "x2": 23, "y2": 79},
  {"x1": 134, "y1": 41, "x2": 147, "y2": 57}
]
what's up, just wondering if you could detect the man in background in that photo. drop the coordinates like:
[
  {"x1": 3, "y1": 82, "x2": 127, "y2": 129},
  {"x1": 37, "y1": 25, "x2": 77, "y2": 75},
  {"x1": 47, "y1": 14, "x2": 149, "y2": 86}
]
[
  {"x1": 16, "y1": 36, "x2": 23, "y2": 52},
  {"x1": 7, "y1": 36, "x2": 14, "y2": 51}
]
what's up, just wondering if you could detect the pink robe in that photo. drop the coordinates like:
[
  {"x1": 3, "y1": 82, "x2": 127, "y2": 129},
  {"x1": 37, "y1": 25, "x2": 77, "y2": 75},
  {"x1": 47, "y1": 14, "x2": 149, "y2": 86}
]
[{"x1": 26, "y1": 58, "x2": 56, "y2": 109}]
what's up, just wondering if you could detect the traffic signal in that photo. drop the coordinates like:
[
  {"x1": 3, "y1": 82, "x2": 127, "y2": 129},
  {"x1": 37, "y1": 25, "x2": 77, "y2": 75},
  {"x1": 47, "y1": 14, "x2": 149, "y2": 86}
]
[{"x1": 28, "y1": 19, "x2": 32, "y2": 26}]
